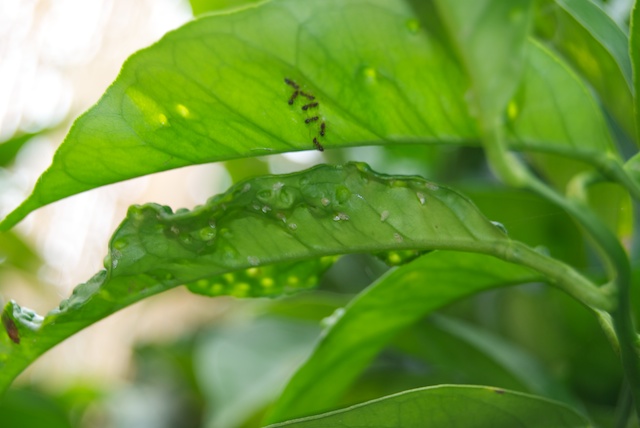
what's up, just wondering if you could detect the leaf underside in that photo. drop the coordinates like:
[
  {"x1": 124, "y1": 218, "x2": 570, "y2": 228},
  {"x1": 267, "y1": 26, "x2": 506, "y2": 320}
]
[{"x1": 0, "y1": 162, "x2": 512, "y2": 392}]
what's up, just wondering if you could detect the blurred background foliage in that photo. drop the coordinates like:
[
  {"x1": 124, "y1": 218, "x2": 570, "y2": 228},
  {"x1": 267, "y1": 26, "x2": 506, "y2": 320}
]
[{"x1": 0, "y1": 0, "x2": 637, "y2": 427}]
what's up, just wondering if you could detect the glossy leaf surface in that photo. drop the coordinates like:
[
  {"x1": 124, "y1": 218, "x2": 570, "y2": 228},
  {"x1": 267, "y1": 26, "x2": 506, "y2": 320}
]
[
  {"x1": 0, "y1": 163, "x2": 514, "y2": 392},
  {"x1": 266, "y1": 385, "x2": 590, "y2": 427}
]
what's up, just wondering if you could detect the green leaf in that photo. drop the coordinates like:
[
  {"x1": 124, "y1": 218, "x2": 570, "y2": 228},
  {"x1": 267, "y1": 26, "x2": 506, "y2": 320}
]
[
  {"x1": 508, "y1": 40, "x2": 616, "y2": 159},
  {"x1": 189, "y1": 0, "x2": 261, "y2": 16},
  {"x1": 0, "y1": 163, "x2": 607, "y2": 394},
  {"x1": 433, "y1": 0, "x2": 534, "y2": 119},
  {"x1": 0, "y1": 163, "x2": 516, "y2": 392},
  {"x1": 428, "y1": 315, "x2": 579, "y2": 405},
  {"x1": 0, "y1": 132, "x2": 37, "y2": 167},
  {"x1": 265, "y1": 385, "x2": 590, "y2": 427},
  {"x1": 632, "y1": 0, "x2": 640, "y2": 137},
  {"x1": 265, "y1": 251, "x2": 540, "y2": 423},
  {"x1": 0, "y1": 388, "x2": 73, "y2": 428},
  {"x1": 535, "y1": 0, "x2": 635, "y2": 139},
  {"x1": 1, "y1": 0, "x2": 620, "y2": 230}
]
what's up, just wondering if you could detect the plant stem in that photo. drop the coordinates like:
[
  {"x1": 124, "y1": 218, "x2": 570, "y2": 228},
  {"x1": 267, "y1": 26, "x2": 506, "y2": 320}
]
[
  {"x1": 478, "y1": 118, "x2": 640, "y2": 416},
  {"x1": 495, "y1": 240, "x2": 613, "y2": 312},
  {"x1": 615, "y1": 382, "x2": 633, "y2": 428},
  {"x1": 485, "y1": 129, "x2": 640, "y2": 418}
]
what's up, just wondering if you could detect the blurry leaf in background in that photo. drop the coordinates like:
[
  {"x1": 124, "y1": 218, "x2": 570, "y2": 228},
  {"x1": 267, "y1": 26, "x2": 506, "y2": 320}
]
[
  {"x1": 194, "y1": 316, "x2": 319, "y2": 428},
  {"x1": 266, "y1": 251, "x2": 540, "y2": 424},
  {"x1": 0, "y1": 230, "x2": 40, "y2": 275},
  {"x1": 1, "y1": 162, "x2": 518, "y2": 393},
  {"x1": 0, "y1": 132, "x2": 39, "y2": 168},
  {"x1": 0, "y1": 388, "x2": 73, "y2": 428},
  {"x1": 433, "y1": 0, "x2": 534, "y2": 120},
  {"x1": 189, "y1": 0, "x2": 262, "y2": 16},
  {"x1": 336, "y1": 312, "x2": 579, "y2": 412},
  {"x1": 266, "y1": 385, "x2": 590, "y2": 428},
  {"x1": 104, "y1": 339, "x2": 203, "y2": 428},
  {"x1": 498, "y1": 285, "x2": 623, "y2": 408},
  {"x1": 535, "y1": 0, "x2": 635, "y2": 139}
]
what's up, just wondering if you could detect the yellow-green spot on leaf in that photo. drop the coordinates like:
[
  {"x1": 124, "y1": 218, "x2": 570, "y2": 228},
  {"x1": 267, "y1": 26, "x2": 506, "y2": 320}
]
[
  {"x1": 362, "y1": 67, "x2": 377, "y2": 81},
  {"x1": 507, "y1": 100, "x2": 519, "y2": 120},
  {"x1": 246, "y1": 267, "x2": 260, "y2": 277},
  {"x1": 126, "y1": 87, "x2": 169, "y2": 128},
  {"x1": 196, "y1": 279, "x2": 208, "y2": 287},
  {"x1": 261, "y1": 277, "x2": 274, "y2": 288},
  {"x1": 335, "y1": 186, "x2": 351, "y2": 203},
  {"x1": 287, "y1": 276, "x2": 299, "y2": 286},
  {"x1": 388, "y1": 252, "x2": 402, "y2": 265},
  {"x1": 175, "y1": 104, "x2": 190, "y2": 118},
  {"x1": 320, "y1": 255, "x2": 337, "y2": 267},
  {"x1": 223, "y1": 273, "x2": 235, "y2": 283},
  {"x1": 210, "y1": 283, "x2": 224, "y2": 294},
  {"x1": 232, "y1": 283, "x2": 250, "y2": 297}
]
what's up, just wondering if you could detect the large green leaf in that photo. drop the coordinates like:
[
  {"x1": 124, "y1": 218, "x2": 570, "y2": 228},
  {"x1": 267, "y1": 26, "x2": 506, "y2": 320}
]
[
  {"x1": 0, "y1": 163, "x2": 607, "y2": 393},
  {"x1": 507, "y1": 40, "x2": 616, "y2": 160},
  {"x1": 0, "y1": 163, "x2": 510, "y2": 393},
  {"x1": 1, "y1": 0, "x2": 623, "y2": 230},
  {"x1": 266, "y1": 385, "x2": 590, "y2": 427},
  {"x1": 535, "y1": 0, "x2": 635, "y2": 139},
  {"x1": 265, "y1": 251, "x2": 540, "y2": 423}
]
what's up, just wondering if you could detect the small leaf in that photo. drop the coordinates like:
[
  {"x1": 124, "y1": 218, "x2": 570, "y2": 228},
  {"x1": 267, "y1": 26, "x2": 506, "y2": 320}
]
[
  {"x1": 194, "y1": 317, "x2": 319, "y2": 428},
  {"x1": 265, "y1": 385, "x2": 590, "y2": 428},
  {"x1": 434, "y1": 0, "x2": 534, "y2": 119}
]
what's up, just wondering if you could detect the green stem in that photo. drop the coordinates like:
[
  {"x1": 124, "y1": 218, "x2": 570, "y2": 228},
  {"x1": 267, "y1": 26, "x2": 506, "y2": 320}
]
[
  {"x1": 529, "y1": 178, "x2": 640, "y2": 420},
  {"x1": 482, "y1": 122, "x2": 640, "y2": 418},
  {"x1": 596, "y1": 154, "x2": 640, "y2": 203},
  {"x1": 495, "y1": 240, "x2": 613, "y2": 312}
]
